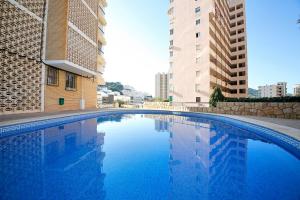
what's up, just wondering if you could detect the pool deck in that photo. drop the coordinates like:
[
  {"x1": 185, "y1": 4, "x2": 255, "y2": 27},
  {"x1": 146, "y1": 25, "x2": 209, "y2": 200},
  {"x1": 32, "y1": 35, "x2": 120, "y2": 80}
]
[{"x1": 0, "y1": 109, "x2": 299, "y2": 141}]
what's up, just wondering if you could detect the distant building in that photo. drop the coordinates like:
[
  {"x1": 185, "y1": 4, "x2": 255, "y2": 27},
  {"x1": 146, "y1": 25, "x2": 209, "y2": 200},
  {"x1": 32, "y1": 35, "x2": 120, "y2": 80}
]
[
  {"x1": 294, "y1": 84, "x2": 300, "y2": 96},
  {"x1": 155, "y1": 73, "x2": 169, "y2": 100},
  {"x1": 258, "y1": 82, "x2": 287, "y2": 98},
  {"x1": 144, "y1": 95, "x2": 153, "y2": 102},
  {"x1": 114, "y1": 95, "x2": 131, "y2": 102},
  {"x1": 122, "y1": 85, "x2": 151, "y2": 104},
  {"x1": 97, "y1": 86, "x2": 131, "y2": 106}
]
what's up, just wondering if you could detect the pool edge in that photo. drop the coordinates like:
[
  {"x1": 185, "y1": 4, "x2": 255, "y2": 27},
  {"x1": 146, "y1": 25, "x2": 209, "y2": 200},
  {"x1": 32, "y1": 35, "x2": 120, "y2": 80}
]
[{"x1": 0, "y1": 109, "x2": 299, "y2": 143}]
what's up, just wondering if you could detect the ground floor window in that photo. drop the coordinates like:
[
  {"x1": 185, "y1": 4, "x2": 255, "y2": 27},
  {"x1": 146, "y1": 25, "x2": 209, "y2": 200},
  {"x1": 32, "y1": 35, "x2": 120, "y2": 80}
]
[
  {"x1": 65, "y1": 72, "x2": 76, "y2": 91},
  {"x1": 196, "y1": 97, "x2": 201, "y2": 102},
  {"x1": 47, "y1": 67, "x2": 58, "y2": 86}
]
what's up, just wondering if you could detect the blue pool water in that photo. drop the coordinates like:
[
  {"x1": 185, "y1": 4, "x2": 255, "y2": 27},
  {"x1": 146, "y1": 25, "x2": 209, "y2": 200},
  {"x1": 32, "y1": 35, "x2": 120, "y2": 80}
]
[{"x1": 0, "y1": 113, "x2": 300, "y2": 200}]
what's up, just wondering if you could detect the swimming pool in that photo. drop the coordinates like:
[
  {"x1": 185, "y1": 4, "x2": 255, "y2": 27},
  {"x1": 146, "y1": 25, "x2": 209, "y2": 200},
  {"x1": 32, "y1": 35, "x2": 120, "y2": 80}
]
[{"x1": 0, "y1": 110, "x2": 299, "y2": 200}]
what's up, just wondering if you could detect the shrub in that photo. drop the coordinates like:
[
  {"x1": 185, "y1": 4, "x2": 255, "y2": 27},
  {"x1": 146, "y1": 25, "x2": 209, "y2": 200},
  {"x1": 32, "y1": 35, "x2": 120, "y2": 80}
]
[
  {"x1": 116, "y1": 100, "x2": 125, "y2": 107},
  {"x1": 209, "y1": 87, "x2": 225, "y2": 107}
]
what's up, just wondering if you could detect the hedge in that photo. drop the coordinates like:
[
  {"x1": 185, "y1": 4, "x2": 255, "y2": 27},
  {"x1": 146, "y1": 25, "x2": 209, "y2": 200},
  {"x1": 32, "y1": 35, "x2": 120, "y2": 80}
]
[{"x1": 223, "y1": 96, "x2": 300, "y2": 103}]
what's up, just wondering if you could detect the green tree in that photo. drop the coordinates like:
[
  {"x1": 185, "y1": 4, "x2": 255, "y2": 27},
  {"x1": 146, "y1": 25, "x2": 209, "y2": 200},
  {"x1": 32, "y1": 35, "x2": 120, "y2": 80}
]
[
  {"x1": 209, "y1": 87, "x2": 225, "y2": 107},
  {"x1": 106, "y1": 82, "x2": 124, "y2": 93}
]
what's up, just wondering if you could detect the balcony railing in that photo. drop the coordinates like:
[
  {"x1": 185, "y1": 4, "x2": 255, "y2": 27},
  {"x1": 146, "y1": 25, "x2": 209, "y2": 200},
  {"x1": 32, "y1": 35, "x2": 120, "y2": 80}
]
[
  {"x1": 98, "y1": 48, "x2": 104, "y2": 55},
  {"x1": 99, "y1": 26, "x2": 104, "y2": 34},
  {"x1": 99, "y1": 5, "x2": 105, "y2": 16},
  {"x1": 98, "y1": 66, "x2": 105, "y2": 74}
]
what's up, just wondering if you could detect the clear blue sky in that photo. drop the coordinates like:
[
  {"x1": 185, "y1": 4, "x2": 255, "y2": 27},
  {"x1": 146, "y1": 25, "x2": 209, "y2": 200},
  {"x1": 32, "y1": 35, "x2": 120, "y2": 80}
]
[{"x1": 104, "y1": 0, "x2": 300, "y2": 95}]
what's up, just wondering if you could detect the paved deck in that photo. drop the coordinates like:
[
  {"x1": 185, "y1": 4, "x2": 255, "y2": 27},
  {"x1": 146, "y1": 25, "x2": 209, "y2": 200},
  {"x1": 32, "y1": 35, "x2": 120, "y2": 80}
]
[
  {"x1": 0, "y1": 109, "x2": 105, "y2": 126},
  {"x1": 0, "y1": 109, "x2": 299, "y2": 141}
]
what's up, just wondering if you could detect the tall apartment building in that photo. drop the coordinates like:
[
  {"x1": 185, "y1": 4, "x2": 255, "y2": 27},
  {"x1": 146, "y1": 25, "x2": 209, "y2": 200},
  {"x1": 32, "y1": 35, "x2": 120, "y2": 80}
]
[
  {"x1": 168, "y1": 0, "x2": 248, "y2": 103},
  {"x1": 258, "y1": 82, "x2": 287, "y2": 98},
  {"x1": 0, "y1": 0, "x2": 107, "y2": 114},
  {"x1": 294, "y1": 84, "x2": 300, "y2": 96},
  {"x1": 155, "y1": 73, "x2": 169, "y2": 100}
]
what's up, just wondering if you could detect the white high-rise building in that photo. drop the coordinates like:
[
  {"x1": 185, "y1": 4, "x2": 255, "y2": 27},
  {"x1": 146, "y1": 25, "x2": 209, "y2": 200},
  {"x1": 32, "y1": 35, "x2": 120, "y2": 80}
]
[{"x1": 155, "y1": 73, "x2": 169, "y2": 100}]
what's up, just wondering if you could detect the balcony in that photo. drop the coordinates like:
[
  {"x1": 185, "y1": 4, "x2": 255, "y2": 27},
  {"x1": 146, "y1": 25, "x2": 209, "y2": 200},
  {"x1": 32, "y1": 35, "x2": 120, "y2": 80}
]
[
  {"x1": 100, "y1": 0, "x2": 107, "y2": 7},
  {"x1": 97, "y1": 51, "x2": 105, "y2": 65},
  {"x1": 97, "y1": 64, "x2": 105, "y2": 74},
  {"x1": 96, "y1": 74, "x2": 105, "y2": 85},
  {"x1": 98, "y1": 5, "x2": 107, "y2": 25},
  {"x1": 44, "y1": 60, "x2": 97, "y2": 77},
  {"x1": 97, "y1": 30, "x2": 106, "y2": 45}
]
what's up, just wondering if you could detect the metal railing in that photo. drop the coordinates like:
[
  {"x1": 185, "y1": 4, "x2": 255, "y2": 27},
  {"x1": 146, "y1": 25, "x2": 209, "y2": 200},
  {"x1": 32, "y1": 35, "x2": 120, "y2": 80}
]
[
  {"x1": 99, "y1": 26, "x2": 104, "y2": 34},
  {"x1": 98, "y1": 48, "x2": 104, "y2": 55},
  {"x1": 99, "y1": 5, "x2": 105, "y2": 16}
]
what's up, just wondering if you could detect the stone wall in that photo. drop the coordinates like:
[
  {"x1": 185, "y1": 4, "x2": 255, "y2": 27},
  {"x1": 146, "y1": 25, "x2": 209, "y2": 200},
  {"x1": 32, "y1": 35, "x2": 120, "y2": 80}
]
[
  {"x1": 143, "y1": 102, "x2": 188, "y2": 112},
  {"x1": 143, "y1": 102, "x2": 300, "y2": 119}
]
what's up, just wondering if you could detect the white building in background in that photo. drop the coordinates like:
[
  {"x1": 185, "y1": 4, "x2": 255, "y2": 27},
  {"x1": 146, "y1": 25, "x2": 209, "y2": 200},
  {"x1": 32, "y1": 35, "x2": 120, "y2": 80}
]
[
  {"x1": 122, "y1": 85, "x2": 152, "y2": 104},
  {"x1": 294, "y1": 84, "x2": 300, "y2": 96},
  {"x1": 114, "y1": 95, "x2": 131, "y2": 102},
  {"x1": 258, "y1": 82, "x2": 287, "y2": 98},
  {"x1": 155, "y1": 73, "x2": 169, "y2": 100}
]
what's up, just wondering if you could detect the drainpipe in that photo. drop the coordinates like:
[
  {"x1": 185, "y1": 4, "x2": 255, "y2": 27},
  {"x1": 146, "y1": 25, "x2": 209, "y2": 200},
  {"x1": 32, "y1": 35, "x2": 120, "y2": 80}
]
[
  {"x1": 40, "y1": 0, "x2": 49, "y2": 112},
  {"x1": 80, "y1": 76, "x2": 85, "y2": 110}
]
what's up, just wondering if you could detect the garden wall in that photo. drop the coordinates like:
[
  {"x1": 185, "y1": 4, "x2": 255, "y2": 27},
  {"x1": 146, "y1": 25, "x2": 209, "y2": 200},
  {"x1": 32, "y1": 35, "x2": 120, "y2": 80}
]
[{"x1": 143, "y1": 102, "x2": 300, "y2": 119}]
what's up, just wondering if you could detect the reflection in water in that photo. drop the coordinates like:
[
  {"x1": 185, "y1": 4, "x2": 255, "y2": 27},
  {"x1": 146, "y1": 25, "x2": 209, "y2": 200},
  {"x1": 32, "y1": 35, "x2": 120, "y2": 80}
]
[
  {"x1": 145, "y1": 114, "x2": 249, "y2": 200},
  {"x1": 0, "y1": 119, "x2": 105, "y2": 200},
  {"x1": 1, "y1": 114, "x2": 299, "y2": 200},
  {"x1": 170, "y1": 117, "x2": 248, "y2": 200}
]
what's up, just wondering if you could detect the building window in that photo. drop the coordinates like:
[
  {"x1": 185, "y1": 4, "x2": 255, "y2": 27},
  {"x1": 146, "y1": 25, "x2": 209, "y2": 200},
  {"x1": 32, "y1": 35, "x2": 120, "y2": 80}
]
[
  {"x1": 196, "y1": 19, "x2": 200, "y2": 25},
  {"x1": 195, "y1": 84, "x2": 200, "y2": 92},
  {"x1": 239, "y1": 71, "x2": 246, "y2": 76},
  {"x1": 47, "y1": 67, "x2": 58, "y2": 86},
  {"x1": 239, "y1": 54, "x2": 245, "y2": 59},
  {"x1": 238, "y1": 37, "x2": 245, "y2": 42},
  {"x1": 196, "y1": 32, "x2": 200, "y2": 38},
  {"x1": 170, "y1": 29, "x2": 174, "y2": 35},
  {"x1": 170, "y1": 40, "x2": 173, "y2": 46},
  {"x1": 195, "y1": 7, "x2": 200, "y2": 13},
  {"x1": 239, "y1": 63, "x2": 246, "y2": 68},
  {"x1": 196, "y1": 97, "x2": 201, "y2": 102},
  {"x1": 170, "y1": 51, "x2": 173, "y2": 57},
  {"x1": 65, "y1": 72, "x2": 76, "y2": 90},
  {"x1": 236, "y1": 4, "x2": 243, "y2": 9},
  {"x1": 239, "y1": 89, "x2": 246, "y2": 94},
  {"x1": 196, "y1": 71, "x2": 201, "y2": 77},
  {"x1": 239, "y1": 80, "x2": 246, "y2": 85}
]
